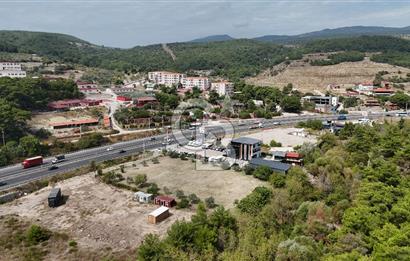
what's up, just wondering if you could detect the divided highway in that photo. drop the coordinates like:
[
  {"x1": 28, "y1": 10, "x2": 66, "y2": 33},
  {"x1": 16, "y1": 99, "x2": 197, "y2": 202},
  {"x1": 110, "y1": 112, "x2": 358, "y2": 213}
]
[{"x1": 0, "y1": 112, "x2": 392, "y2": 191}]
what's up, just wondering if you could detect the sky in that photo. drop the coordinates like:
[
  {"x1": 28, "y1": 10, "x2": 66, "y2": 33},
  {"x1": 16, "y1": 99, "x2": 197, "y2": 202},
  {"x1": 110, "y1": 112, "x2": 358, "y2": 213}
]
[{"x1": 0, "y1": 0, "x2": 409, "y2": 48}]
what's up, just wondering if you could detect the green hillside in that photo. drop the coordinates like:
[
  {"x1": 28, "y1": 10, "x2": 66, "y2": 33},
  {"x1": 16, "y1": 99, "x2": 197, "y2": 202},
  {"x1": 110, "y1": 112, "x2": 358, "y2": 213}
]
[{"x1": 1, "y1": 31, "x2": 410, "y2": 78}]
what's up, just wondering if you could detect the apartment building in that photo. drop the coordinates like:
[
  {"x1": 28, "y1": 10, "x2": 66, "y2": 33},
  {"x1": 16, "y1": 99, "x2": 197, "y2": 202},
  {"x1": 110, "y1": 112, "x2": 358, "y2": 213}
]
[
  {"x1": 148, "y1": 71, "x2": 185, "y2": 86},
  {"x1": 211, "y1": 81, "x2": 234, "y2": 96},
  {"x1": 0, "y1": 62, "x2": 26, "y2": 78},
  {"x1": 182, "y1": 77, "x2": 210, "y2": 90}
]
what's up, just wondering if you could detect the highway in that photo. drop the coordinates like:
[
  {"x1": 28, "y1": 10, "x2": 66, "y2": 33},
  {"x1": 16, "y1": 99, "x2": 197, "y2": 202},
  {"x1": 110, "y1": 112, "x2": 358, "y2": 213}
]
[{"x1": 0, "y1": 112, "x2": 395, "y2": 191}]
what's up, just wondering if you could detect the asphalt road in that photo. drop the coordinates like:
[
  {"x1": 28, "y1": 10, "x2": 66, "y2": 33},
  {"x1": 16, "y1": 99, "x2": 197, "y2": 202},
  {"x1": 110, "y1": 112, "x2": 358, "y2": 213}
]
[{"x1": 0, "y1": 112, "x2": 396, "y2": 191}]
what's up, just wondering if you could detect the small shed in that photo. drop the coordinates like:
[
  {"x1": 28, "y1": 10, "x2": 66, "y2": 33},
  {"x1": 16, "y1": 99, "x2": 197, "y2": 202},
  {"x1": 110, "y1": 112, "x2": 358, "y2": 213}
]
[
  {"x1": 154, "y1": 195, "x2": 176, "y2": 207},
  {"x1": 48, "y1": 188, "x2": 62, "y2": 208},
  {"x1": 148, "y1": 206, "x2": 170, "y2": 224},
  {"x1": 134, "y1": 191, "x2": 154, "y2": 203}
]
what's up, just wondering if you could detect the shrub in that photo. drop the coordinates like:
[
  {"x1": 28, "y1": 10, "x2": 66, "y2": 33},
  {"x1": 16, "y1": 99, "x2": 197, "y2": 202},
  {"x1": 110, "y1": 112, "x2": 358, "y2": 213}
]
[
  {"x1": 26, "y1": 225, "x2": 51, "y2": 245},
  {"x1": 270, "y1": 139, "x2": 282, "y2": 147},
  {"x1": 205, "y1": 197, "x2": 216, "y2": 208},
  {"x1": 176, "y1": 198, "x2": 190, "y2": 209},
  {"x1": 253, "y1": 165, "x2": 273, "y2": 181},
  {"x1": 147, "y1": 183, "x2": 160, "y2": 195},
  {"x1": 269, "y1": 172, "x2": 286, "y2": 188},
  {"x1": 151, "y1": 157, "x2": 159, "y2": 164},
  {"x1": 175, "y1": 190, "x2": 185, "y2": 199},
  {"x1": 237, "y1": 187, "x2": 272, "y2": 214},
  {"x1": 119, "y1": 165, "x2": 125, "y2": 173},
  {"x1": 188, "y1": 193, "x2": 200, "y2": 204},
  {"x1": 134, "y1": 174, "x2": 147, "y2": 187},
  {"x1": 244, "y1": 165, "x2": 254, "y2": 175},
  {"x1": 68, "y1": 240, "x2": 77, "y2": 247}
]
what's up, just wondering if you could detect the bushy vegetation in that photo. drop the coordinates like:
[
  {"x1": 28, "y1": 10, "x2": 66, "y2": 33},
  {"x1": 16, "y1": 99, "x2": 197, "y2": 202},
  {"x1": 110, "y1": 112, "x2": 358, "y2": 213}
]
[
  {"x1": 310, "y1": 51, "x2": 365, "y2": 66},
  {"x1": 136, "y1": 120, "x2": 410, "y2": 260}
]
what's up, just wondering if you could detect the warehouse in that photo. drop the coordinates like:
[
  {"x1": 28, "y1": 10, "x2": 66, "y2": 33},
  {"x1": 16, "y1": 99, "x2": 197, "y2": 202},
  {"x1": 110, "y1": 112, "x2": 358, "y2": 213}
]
[{"x1": 148, "y1": 206, "x2": 170, "y2": 224}]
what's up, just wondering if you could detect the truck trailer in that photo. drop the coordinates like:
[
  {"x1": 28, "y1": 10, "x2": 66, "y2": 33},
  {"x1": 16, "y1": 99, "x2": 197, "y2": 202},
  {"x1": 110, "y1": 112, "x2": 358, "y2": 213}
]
[{"x1": 22, "y1": 156, "x2": 43, "y2": 169}]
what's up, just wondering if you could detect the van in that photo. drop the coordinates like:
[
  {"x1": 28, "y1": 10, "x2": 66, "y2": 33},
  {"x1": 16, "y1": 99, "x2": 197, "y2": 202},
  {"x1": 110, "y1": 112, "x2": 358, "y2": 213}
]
[{"x1": 51, "y1": 155, "x2": 65, "y2": 164}]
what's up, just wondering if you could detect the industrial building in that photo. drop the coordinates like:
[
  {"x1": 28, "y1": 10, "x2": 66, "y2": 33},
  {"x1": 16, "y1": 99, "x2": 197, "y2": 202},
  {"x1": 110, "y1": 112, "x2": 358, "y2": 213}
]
[{"x1": 230, "y1": 137, "x2": 262, "y2": 161}]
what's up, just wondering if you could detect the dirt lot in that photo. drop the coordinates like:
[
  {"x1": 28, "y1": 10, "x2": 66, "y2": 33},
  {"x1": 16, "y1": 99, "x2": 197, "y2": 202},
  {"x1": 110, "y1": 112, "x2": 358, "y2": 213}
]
[
  {"x1": 247, "y1": 59, "x2": 410, "y2": 92},
  {"x1": 0, "y1": 174, "x2": 192, "y2": 253},
  {"x1": 222, "y1": 127, "x2": 316, "y2": 147},
  {"x1": 122, "y1": 157, "x2": 266, "y2": 208}
]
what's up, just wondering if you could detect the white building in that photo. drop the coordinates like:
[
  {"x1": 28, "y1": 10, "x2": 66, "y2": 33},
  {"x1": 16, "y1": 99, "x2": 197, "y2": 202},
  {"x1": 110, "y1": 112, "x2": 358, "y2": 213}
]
[
  {"x1": 148, "y1": 71, "x2": 185, "y2": 86},
  {"x1": 0, "y1": 62, "x2": 26, "y2": 78},
  {"x1": 211, "y1": 81, "x2": 234, "y2": 96},
  {"x1": 182, "y1": 77, "x2": 210, "y2": 90}
]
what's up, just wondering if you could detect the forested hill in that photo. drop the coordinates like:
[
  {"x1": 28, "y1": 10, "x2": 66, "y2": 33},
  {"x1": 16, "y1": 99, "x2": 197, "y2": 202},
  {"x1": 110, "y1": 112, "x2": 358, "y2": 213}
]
[
  {"x1": 254, "y1": 25, "x2": 410, "y2": 44},
  {"x1": 2, "y1": 30, "x2": 410, "y2": 77}
]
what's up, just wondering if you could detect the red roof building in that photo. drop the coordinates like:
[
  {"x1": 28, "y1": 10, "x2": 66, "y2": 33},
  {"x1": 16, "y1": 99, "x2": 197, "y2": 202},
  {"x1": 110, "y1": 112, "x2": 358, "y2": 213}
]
[
  {"x1": 48, "y1": 99, "x2": 102, "y2": 110},
  {"x1": 154, "y1": 196, "x2": 176, "y2": 208},
  {"x1": 117, "y1": 96, "x2": 132, "y2": 102},
  {"x1": 135, "y1": 96, "x2": 158, "y2": 108},
  {"x1": 284, "y1": 152, "x2": 303, "y2": 165}
]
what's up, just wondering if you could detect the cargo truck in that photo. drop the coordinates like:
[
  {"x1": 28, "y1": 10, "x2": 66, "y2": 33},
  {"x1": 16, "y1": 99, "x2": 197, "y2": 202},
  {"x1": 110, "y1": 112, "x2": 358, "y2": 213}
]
[{"x1": 22, "y1": 156, "x2": 43, "y2": 168}]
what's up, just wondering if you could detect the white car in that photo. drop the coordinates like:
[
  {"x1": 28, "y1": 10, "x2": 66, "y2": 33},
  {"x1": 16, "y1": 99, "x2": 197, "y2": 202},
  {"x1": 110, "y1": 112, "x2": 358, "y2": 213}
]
[{"x1": 106, "y1": 147, "x2": 114, "y2": 151}]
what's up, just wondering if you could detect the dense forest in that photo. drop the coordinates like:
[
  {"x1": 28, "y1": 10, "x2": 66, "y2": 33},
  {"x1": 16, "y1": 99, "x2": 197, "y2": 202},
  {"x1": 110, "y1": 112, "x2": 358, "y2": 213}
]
[
  {"x1": 310, "y1": 51, "x2": 365, "y2": 66},
  {"x1": 137, "y1": 120, "x2": 410, "y2": 260}
]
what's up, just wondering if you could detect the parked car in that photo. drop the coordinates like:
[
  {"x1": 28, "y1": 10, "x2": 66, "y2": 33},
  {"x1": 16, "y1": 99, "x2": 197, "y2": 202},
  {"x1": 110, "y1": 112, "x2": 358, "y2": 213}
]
[{"x1": 0, "y1": 181, "x2": 7, "y2": 186}]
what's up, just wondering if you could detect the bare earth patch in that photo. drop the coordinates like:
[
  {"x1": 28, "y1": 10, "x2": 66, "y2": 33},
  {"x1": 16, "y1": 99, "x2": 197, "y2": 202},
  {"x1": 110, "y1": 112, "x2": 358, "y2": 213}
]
[
  {"x1": 247, "y1": 59, "x2": 410, "y2": 92},
  {"x1": 0, "y1": 174, "x2": 192, "y2": 253},
  {"x1": 123, "y1": 157, "x2": 266, "y2": 208}
]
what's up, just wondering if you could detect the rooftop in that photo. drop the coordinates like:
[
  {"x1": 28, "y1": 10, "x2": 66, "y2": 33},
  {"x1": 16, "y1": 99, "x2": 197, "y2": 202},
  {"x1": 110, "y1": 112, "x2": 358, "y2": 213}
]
[
  {"x1": 249, "y1": 158, "x2": 291, "y2": 172},
  {"x1": 231, "y1": 137, "x2": 262, "y2": 145},
  {"x1": 149, "y1": 206, "x2": 169, "y2": 217}
]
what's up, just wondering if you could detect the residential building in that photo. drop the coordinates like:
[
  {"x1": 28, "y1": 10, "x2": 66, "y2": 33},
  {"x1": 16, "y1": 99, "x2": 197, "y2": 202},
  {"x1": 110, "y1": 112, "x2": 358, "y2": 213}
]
[
  {"x1": 302, "y1": 96, "x2": 338, "y2": 107},
  {"x1": 364, "y1": 98, "x2": 380, "y2": 107},
  {"x1": 154, "y1": 196, "x2": 176, "y2": 207},
  {"x1": 76, "y1": 80, "x2": 97, "y2": 89},
  {"x1": 134, "y1": 191, "x2": 154, "y2": 203},
  {"x1": 0, "y1": 62, "x2": 26, "y2": 78},
  {"x1": 249, "y1": 158, "x2": 291, "y2": 174},
  {"x1": 182, "y1": 77, "x2": 210, "y2": 90},
  {"x1": 111, "y1": 87, "x2": 135, "y2": 94},
  {"x1": 148, "y1": 71, "x2": 185, "y2": 86},
  {"x1": 230, "y1": 137, "x2": 262, "y2": 161},
  {"x1": 148, "y1": 206, "x2": 170, "y2": 224},
  {"x1": 372, "y1": 88, "x2": 395, "y2": 96},
  {"x1": 211, "y1": 81, "x2": 234, "y2": 96}
]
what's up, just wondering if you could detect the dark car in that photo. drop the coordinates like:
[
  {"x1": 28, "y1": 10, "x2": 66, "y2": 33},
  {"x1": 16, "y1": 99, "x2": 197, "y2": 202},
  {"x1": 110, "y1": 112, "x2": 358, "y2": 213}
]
[
  {"x1": 48, "y1": 165, "x2": 59, "y2": 171},
  {"x1": 0, "y1": 181, "x2": 7, "y2": 186},
  {"x1": 150, "y1": 137, "x2": 157, "y2": 141},
  {"x1": 119, "y1": 149, "x2": 126, "y2": 154}
]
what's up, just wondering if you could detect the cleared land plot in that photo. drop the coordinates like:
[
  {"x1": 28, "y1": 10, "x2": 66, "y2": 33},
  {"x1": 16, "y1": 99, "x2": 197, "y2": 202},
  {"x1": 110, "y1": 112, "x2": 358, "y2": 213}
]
[
  {"x1": 122, "y1": 157, "x2": 266, "y2": 208},
  {"x1": 0, "y1": 174, "x2": 192, "y2": 253},
  {"x1": 247, "y1": 60, "x2": 410, "y2": 92},
  {"x1": 222, "y1": 127, "x2": 316, "y2": 147}
]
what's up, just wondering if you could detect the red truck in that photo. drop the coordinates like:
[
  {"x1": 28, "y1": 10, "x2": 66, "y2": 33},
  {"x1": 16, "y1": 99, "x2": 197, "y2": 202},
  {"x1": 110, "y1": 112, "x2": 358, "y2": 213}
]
[{"x1": 22, "y1": 156, "x2": 43, "y2": 169}]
